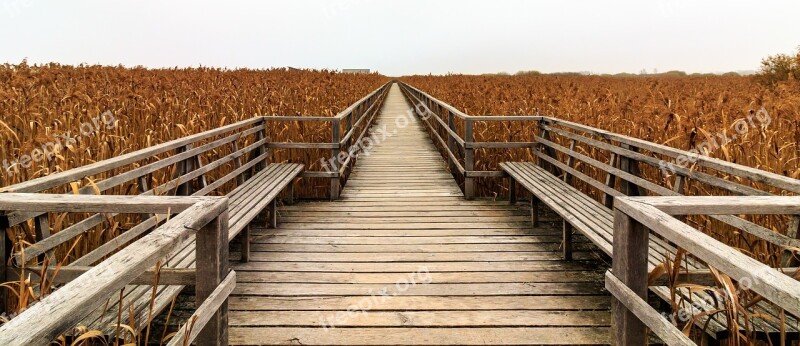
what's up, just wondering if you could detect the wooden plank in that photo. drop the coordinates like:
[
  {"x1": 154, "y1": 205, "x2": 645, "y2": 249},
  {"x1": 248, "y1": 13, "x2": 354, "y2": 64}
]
[
  {"x1": 233, "y1": 282, "x2": 605, "y2": 296},
  {"x1": 631, "y1": 195, "x2": 800, "y2": 216},
  {"x1": 246, "y1": 243, "x2": 594, "y2": 253},
  {"x1": 229, "y1": 327, "x2": 609, "y2": 345},
  {"x1": 228, "y1": 295, "x2": 610, "y2": 311},
  {"x1": 20, "y1": 266, "x2": 196, "y2": 285},
  {"x1": 230, "y1": 310, "x2": 610, "y2": 327},
  {"x1": 237, "y1": 251, "x2": 595, "y2": 262},
  {"x1": 234, "y1": 271, "x2": 601, "y2": 284},
  {"x1": 233, "y1": 261, "x2": 597, "y2": 273}
]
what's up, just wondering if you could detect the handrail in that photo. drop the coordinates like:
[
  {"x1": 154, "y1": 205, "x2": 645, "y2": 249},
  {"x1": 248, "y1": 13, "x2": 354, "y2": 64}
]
[
  {"x1": 0, "y1": 117, "x2": 265, "y2": 194},
  {"x1": 0, "y1": 194, "x2": 233, "y2": 346},
  {"x1": 609, "y1": 196, "x2": 800, "y2": 345},
  {"x1": 395, "y1": 80, "x2": 800, "y2": 200},
  {"x1": 262, "y1": 81, "x2": 392, "y2": 199}
]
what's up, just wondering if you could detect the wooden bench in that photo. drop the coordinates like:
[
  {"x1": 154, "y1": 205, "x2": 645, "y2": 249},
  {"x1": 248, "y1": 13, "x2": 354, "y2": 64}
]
[
  {"x1": 500, "y1": 117, "x2": 800, "y2": 344},
  {"x1": 1, "y1": 117, "x2": 304, "y2": 336},
  {"x1": 502, "y1": 161, "x2": 799, "y2": 344}
]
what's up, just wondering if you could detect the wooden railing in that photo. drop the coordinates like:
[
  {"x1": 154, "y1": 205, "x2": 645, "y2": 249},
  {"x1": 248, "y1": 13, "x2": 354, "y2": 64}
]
[
  {"x1": 0, "y1": 117, "x2": 266, "y2": 314},
  {"x1": 397, "y1": 81, "x2": 540, "y2": 199},
  {"x1": 609, "y1": 196, "x2": 800, "y2": 345},
  {"x1": 397, "y1": 82, "x2": 800, "y2": 249},
  {"x1": 0, "y1": 194, "x2": 233, "y2": 346},
  {"x1": 264, "y1": 81, "x2": 392, "y2": 199}
]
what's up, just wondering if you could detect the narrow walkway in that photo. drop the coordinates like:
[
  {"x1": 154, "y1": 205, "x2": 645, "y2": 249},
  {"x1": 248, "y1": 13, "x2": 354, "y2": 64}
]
[{"x1": 228, "y1": 84, "x2": 611, "y2": 345}]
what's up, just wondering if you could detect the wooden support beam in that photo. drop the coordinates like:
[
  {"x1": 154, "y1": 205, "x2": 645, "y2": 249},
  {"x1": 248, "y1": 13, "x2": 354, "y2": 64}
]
[
  {"x1": 611, "y1": 208, "x2": 650, "y2": 346},
  {"x1": 269, "y1": 199, "x2": 278, "y2": 229},
  {"x1": 331, "y1": 119, "x2": 341, "y2": 200},
  {"x1": 196, "y1": 210, "x2": 230, "y2": 346},
  {"x1": 232, "y1": 141, "x2": 245, "y2": 186},
  {"x1": 464, "y1": 119, "x2": 475, "y2": 200},
  {"x1": 563, "y1": 221, "x2": 573, "y2": 261},
  {"x1": 33, "y1": 213, "x2": 52, "y2": 261},
  {"x1": 563, "y1": 140, "x2": 576, "y2": 185},
  {"x1": 603, "y1": 153, "x2": 618, "y2": 208},
  {"x1": 619, "y1": 144, "x2": 643, "y2": 197},
  {"x1": 240, "y1": 225, "x2": 250, "y2": 263},
  {"x1": 0, "y1": 211, "x2": 9, "y2": 315},
  {"x1": 531, "y1": 197, "x2": 539, "y2": 228},
  {"x1": 175, "y1": 144, "x2": 195, "y2": 196},
  {"x1": 509, "y1": 177, "x2": 517, "y2": 205}
]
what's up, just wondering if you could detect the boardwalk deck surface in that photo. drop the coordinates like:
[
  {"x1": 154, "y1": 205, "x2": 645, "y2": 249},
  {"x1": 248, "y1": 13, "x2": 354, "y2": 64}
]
[{"x1": 228, "y1": 85, "x2": 611, "y2": 345}]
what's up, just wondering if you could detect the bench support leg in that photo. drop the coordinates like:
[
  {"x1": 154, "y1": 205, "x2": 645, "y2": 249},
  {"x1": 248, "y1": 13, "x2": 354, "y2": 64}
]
[
  {"x1": 509, "y1": 178, "x2": 517, "y2": 205},
  {"x1": 531, "y1": 197, "x2": 539, "y2": 228},
  {"x1": 563, "y1": 221, "x2": 573, "y2": 261},
  {"x1": 269, "y1": 199, "x2": 278, "y2": 229},
  {"x1": 287, "y1": 181, "x2": 295, "y2": 206},
  {"x1": 241, "y1": 225, "x2": 250, "y2": 263}
]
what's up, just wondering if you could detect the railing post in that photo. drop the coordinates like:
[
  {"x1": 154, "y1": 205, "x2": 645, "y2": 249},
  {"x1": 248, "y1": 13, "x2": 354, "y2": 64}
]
[
  {"x1": 611, "y1": 208, "x2": 649, "y2": 346},
  {"x1": 252, "y1": 119, "x2": 268, "y2": 176},
  {"x1": 232, "y1": 142, "x2": 245, "y2": 186},
  {"x1": 619, "y1": 144, "x2": 643, "y2": 197},
  {"x1": 331, "y1": 118, "x2": 341, "y2": 200},
  {"x1": 464, "y1": 118, "x2": 475, "y2": 200},
  {"x1": 603, "y1": 153, "x2": 619, "y2": 208},
  {"x1": 175, "y1": 144, "x2": 194, "y2": 196},
  {"x1": 447, "y1": 110, "x2": 457, "y2": 174},
  {"x1": 536, "y1": 120, "x2": 561, "y2": 177},
  {"x1": 33, "y1": 214, "x2": 53, "y2": 261},
  {"x1": 0, "y1": 211, "x2": 9, "y2": 315},
  {"x1": 563, "y1": 139, "x2": 577, "y2": 184},
  {"x1": 196, "y1": 209, "x2": 230, "y2": 346}
]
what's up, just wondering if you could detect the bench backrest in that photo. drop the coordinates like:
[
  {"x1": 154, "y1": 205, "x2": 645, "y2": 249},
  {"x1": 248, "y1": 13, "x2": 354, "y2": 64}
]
[
  {"x1": 536, "y1": 117, "x2": 800, "y2": 257},
  {"x1": 1, "y1": 117, "x2": 269, "y2": 266}
]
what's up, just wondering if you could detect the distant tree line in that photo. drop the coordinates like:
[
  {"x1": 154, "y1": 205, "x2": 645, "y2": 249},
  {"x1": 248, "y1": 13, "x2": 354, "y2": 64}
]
[{"x1": 755, "y1": 46, "x2": 800, "y2": 87}]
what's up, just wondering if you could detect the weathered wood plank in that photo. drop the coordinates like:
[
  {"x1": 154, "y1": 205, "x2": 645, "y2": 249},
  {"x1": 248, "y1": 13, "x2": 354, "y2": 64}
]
[{"x1": 229, "y1": 327, "x2": 609, "y2": 345}]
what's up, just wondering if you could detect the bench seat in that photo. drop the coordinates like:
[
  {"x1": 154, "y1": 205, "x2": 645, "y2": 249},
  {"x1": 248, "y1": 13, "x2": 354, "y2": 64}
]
[
  {"x1": 501, "y1": 161, "x2": 799, "y2": 344},
  {"x1": 79, "y1": 163, "x2": 303, "y2": 335}
]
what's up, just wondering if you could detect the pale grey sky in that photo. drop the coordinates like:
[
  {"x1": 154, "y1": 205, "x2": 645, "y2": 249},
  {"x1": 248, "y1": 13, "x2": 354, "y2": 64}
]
[{"x1": 1, "y1": 0, "x2": 797, "y2": 76}]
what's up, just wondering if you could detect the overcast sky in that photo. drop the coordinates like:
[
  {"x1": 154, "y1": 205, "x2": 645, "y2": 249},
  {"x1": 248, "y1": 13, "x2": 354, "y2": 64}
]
[{"x1": 1, "y1": 0, "x2": 797, "y2": 76}]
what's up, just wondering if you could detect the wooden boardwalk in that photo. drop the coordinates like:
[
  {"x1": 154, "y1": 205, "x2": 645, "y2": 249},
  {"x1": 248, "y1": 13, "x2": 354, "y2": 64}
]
[{"x1": 228, "y1": 85, "x2": 611, "y2": 345}]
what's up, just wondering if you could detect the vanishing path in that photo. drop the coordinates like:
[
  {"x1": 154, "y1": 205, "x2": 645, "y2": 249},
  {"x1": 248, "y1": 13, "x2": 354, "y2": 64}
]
[{"x1": 228, "y1": 84, "x2": 611, "y2": 345}]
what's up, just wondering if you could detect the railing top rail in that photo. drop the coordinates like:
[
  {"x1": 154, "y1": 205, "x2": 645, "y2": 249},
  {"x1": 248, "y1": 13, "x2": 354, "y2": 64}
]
[
  {"x1": 539, "y1": 116, "x2": 800, "y2": 194},
  {"x1": 398, "y1": 80, "x2": 800, "y2": 195},
  {"x1": 332, "y1": 81, "x2": 393, "y2": 120},
  {"x1": 398, "y1": 81, "x2": 473, "y2": 120},
  {"x1": 0, "y1": 193, "x2": 220, "y2": 214},
  {"x1": 1, "y1": 117, "x2": 264, "y2": 194},
  {"x1": 0, "y1": 196, "x2": 229, "y2": 345},
  {"x1": 614, "y1": 196, "x2": 800, "y2": 317}
]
